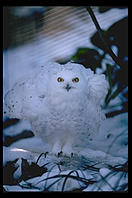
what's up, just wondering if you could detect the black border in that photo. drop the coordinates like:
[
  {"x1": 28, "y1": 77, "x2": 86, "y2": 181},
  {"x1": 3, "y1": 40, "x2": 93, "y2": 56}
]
[
  {"x1": 1, "y1": 0, "x2": 128, "y2": 195},
  {"x1": 1, "y1": 0, "x2": 129, "y2": 6}
]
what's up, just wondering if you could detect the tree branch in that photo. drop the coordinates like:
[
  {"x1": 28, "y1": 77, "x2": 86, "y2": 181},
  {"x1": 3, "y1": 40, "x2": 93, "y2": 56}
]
[{"x1": 86, "y1": 6, "x2": 125, "y2": 68}]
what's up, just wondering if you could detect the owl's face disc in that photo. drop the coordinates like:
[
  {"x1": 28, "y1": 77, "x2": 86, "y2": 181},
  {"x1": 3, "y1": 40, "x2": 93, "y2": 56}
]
[{"x1": 49, "y1": 69, "x2": 86, "y2": 95}]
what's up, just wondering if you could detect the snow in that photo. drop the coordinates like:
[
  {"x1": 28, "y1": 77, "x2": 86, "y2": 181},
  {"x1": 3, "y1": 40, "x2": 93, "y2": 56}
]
[
  {"x1": 3, "y1": 146, "x2": 35, "y2": 166},
  {"x1": 3, "y1": 112, "x2": 128, "y2": 191},
  {"x1": 88, "y1": 113, "x2": 128, "y2": 159},
  {"x1": 17, "y1": 169, "x2": 94, "y2": 191},
  {"x1": 3, "y1": 185, "x2": 40, "y2": 192}
]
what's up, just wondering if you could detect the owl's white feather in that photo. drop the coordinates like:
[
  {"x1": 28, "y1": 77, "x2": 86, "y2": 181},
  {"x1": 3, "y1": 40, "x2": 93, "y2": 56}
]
[{"x1": 4, "y1": 62, "x2": 108, "y2": 155}]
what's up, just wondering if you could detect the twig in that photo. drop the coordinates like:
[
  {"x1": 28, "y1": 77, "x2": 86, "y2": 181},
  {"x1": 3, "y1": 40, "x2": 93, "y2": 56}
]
[{"x1": 86, "y1": 6, "x2": 125, "y2": 68}]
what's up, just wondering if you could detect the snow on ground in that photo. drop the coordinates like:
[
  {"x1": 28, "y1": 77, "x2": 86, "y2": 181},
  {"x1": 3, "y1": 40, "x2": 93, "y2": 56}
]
[{"x1": 3, "y1": 112, "x2": 128, "y2": 191}]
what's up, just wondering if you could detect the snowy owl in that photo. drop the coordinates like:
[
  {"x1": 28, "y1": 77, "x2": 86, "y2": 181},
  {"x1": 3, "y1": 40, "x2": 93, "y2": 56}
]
[{"x1": 4, "y1": 62, "x2": 108, "y2": 156}]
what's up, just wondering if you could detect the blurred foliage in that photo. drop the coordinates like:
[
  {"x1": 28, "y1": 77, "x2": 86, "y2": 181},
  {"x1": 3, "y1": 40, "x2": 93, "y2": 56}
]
[
  {"x1": 3, "y1": 130, "x2": 34, "y2": 147},
  {"x1": 21, "y1": 158, "x2": 47, "y2": 181},
  {"x1": 91, "y1": 17, "x2": 128, "y2": 66},
  {"x1": 3, "y1": 159, "x2": 19, "y2": 185},
  {"x1": 3, "y1": 7, "x2": 45, "y2": 49},
  {"x1": 3, "y1": 118, "x2": 19, "y2": 129},
  {"x1": 72, "y1": 48, "x2": 105, "y2": 71},
  {"x1": 71, "y1": 16, "x2": 128, "y2": 116},
  {"x1": 3, "y1": 157, "x2": 47, "y2": 186}
]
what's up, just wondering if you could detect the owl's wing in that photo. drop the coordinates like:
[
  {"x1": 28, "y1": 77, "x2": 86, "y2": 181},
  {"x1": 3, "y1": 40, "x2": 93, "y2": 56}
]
[
  {"x1": 87, "y1": 74, "x2": 109, "y2": 105},
  {"x1": 4, "y1": 77, "x2": 41, "y2": 120},
  {"x1": 4, "y1": 77, "x2": 27, "y2": 119},
  {"x1": 4, "y1": 62, "x2": 60, "y2": 120},
  {"x1": 4, "y1": 61, "x2": 62, "y2": 120}
]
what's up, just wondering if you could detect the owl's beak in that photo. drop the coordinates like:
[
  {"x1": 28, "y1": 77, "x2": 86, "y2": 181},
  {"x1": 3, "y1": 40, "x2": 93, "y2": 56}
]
[{"x1": 65, "y1": 84, "x2": 71, "y2": 92}]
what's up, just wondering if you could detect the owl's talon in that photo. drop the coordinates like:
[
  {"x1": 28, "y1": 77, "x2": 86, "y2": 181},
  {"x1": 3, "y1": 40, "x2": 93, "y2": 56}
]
[
  {"x1": 58, "y1": 151, "x2": 63, "y2": 157},
  {"x1": 44, "y1": 152, "x2": 48, "y2": 158},
  {"x1": 71, "y1": 152, "x2": 74, "y2": 157}
]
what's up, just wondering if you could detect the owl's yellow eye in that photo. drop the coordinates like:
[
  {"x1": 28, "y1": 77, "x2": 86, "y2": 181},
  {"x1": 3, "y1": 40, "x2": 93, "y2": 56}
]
[
  {"x1": 57, "y1": 77, "x2": 64, "y2": 82},
  {"x1": 72, "y1": 77, "x2": 79, "y2": 83}
]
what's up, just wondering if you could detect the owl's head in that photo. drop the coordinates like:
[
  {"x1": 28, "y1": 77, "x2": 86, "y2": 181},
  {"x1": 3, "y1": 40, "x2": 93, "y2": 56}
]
[
  {"x1": 49, "y1": 63, "x2": 91, "y2": 95},
  {"x1": 48, "y1": 62, "x2": 108, "y2": 104}
]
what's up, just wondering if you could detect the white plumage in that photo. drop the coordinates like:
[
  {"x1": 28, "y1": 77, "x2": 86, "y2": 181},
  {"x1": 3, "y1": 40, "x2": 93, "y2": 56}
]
[{"x1": 4, "y1": 62, "x2": 108, "y2": 155}]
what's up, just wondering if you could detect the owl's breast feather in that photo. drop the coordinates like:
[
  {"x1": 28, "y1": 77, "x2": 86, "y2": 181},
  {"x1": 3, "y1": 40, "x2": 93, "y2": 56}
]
[
  {"x1": 46, "y1": 92, "x2": 85, "y2": 112},
  {"x1": 44, "y1": 94, "x2": 88, "y2": 129},
  {"x1": 32, "y1": 92, "x2": 103, "y2": 145}
]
